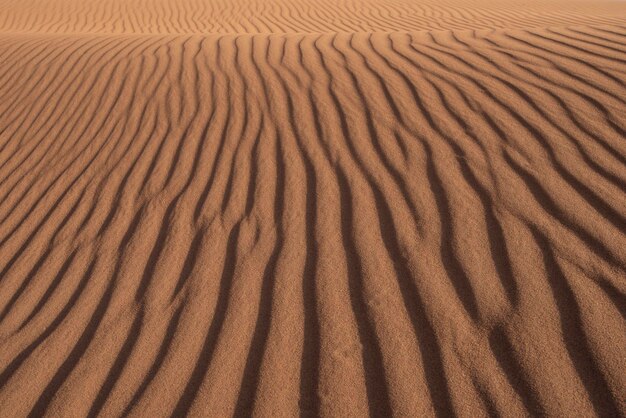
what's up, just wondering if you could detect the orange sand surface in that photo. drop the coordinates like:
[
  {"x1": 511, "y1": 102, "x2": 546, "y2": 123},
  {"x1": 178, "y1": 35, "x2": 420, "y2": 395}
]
[{"x1": 0, "y1": 0, "x2": 625, "y2": 416}]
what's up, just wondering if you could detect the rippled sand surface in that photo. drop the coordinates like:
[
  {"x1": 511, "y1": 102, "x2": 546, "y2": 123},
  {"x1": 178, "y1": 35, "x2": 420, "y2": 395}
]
[{"x1": 0, "y1": 0, "x2": 625, "y2": 416}]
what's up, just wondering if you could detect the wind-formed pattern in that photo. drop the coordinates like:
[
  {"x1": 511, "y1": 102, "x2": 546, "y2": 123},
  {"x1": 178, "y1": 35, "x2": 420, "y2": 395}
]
[{"x1": 0, "y1": 2, "x2": 625, "y2": 416}]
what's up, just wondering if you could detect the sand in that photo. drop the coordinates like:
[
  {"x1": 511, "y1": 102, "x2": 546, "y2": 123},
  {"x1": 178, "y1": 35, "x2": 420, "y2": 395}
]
[{"x1": 0, "y1": 0, "x2": 625, "y2": 416}]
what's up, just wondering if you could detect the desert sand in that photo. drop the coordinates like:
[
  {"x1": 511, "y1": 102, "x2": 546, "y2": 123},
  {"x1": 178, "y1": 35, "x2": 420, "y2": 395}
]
[{"x1": 0, "y1": 0, "x2": 625, "y2": 416}]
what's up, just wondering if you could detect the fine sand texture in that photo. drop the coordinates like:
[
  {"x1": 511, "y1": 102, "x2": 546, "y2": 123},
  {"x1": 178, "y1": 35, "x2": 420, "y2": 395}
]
[{"x1": 0, "y1": 0, "x2": 625, "y2": 416}]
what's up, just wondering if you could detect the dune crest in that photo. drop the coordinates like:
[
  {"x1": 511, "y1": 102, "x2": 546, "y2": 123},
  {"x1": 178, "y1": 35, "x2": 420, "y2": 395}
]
[{"x1": 0, "y1": 0, "x2": 625, "y2": 416}]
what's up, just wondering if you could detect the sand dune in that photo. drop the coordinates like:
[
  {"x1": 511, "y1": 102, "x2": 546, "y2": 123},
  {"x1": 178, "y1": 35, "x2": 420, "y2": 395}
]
[
  {"x1": 0, "y1": 0, "x2": 625, "y2": 416},
  {"x1": 1, "y1": 0, "x2": 626, "y2": 34}
]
